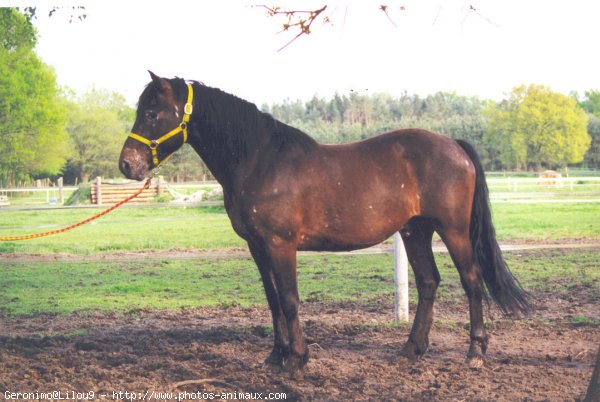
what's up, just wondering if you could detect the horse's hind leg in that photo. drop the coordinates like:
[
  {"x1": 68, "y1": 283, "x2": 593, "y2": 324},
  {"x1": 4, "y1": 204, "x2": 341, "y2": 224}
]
[
  {"x1": 399, "y1": 218, "x2": 440, "y2": 361},
  {"x1": 439, "y1": 227, "x2": 488, "y2": 368}
]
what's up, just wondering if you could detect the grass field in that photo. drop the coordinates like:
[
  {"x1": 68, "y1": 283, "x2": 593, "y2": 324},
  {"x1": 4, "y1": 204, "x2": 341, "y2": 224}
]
[
  {"x1": 0, "y1": 202, "x2": 598, "y2": 254},
  {"x1": 1, "y1": 249, "x2": 598, "y2": 317},
  {"x1": 1, "y1": 194, "x2": 598, "y2": 319},
  {"x1": 0, "y1": 206, "x2": 243, "y2": 254}
]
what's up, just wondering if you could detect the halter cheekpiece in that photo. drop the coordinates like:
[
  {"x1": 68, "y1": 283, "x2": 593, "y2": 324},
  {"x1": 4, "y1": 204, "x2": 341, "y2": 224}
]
[{"x1": 128, "y1": 82, "x2": 194, "y2": 167}]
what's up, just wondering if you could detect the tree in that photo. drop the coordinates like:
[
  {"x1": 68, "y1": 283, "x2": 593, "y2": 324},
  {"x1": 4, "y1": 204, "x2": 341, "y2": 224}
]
[
  {"x1": 0, "y1": 8, "x2": 68, "y2": 183},
  {"x1": 484, "y1": 85, "x2": 590, "y2": 170},
  {"x1": 579, "y1": 90, "x2": 600, "y2": 117},
  {"x1": 262, "y1": 90, "x2": 489, "y2": 165},
  {"x1": 64, "y1": 89, "x2": 134, "y2": 183},
  {"x1": 483, "y1": 99, "x2": 527, "y2": 169},
  {"x1": 579, "y1": 90, "x2": 600, "y2": 168},
  {"x1": 20, "y1": 6, "x2": 86, "y2": 24},
  {"x1": 584, "y1": 115, "x2": 600, "y2": 168},
  {"x1": 0, "y1": 7, "x2": 36, "y2": 50}
]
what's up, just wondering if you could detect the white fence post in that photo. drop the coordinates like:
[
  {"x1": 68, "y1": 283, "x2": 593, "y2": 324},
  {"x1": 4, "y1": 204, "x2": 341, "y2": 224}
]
[
  {"x1": 58, "y1": 177, "x2": 64, "y2": 204},
  {"x1": 393, "y1": 232, "x2": 409, "y2": 323}
]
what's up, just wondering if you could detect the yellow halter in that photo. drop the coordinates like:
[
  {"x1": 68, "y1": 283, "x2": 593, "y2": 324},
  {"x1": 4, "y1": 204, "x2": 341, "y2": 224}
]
[{"x1": 128, "y1": 83, "x2": 194, "y2": 167}]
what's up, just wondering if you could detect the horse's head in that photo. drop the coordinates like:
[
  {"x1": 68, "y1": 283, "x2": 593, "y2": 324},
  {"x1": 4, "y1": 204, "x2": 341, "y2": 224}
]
[{"x1": 119, "y1": 71, "x2": 193, "y2": 180}]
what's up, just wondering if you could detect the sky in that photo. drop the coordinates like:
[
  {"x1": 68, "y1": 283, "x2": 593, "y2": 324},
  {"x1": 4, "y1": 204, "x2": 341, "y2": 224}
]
[{"x1": 16, "y1": 0, "x2": 600, "y2": 106}]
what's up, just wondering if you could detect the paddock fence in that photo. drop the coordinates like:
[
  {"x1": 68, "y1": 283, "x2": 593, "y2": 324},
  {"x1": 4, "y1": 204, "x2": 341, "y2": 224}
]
[
  {"x1": 1, "y1": 176, "x2": 599, "y2": 208},
  {"x1": 0, "y1": 178, "x2": 77, "y2": 207},
  {"x1": 90, "y1": 176, "x2": 165, "y2": 205},
  {"x1": 487, "y1": 177, "x2": 600, "y2": 202}
]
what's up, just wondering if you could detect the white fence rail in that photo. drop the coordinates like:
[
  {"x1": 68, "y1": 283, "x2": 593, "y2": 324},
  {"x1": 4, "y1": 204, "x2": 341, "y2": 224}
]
[
  {"x1": 487, "y1": 177, "x2": 600, "y2": 203},
  {"x1": 0, "y1": 178, "x2": 77, "y2": 206},
  {"x1": 1, "y1": 177, "x2": 599, "y2": 208},
  {"x1": 487, "y1": 176, "x2": 600, "y2": 191}
]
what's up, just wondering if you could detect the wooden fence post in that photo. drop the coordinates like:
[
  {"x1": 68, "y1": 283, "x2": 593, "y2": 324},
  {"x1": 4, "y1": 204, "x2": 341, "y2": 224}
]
[
  {"x1": 393, "y1": 232, "x2": 409, "y2": 323},
  {"x1": 95, "y1": 176, "x2": 102, "y2": 205}
]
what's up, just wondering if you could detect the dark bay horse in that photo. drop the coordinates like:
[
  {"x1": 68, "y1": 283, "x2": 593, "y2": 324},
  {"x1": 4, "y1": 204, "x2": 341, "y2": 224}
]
[{"x1": 119, "y1": 72, "x2": 531, "y2": 375}]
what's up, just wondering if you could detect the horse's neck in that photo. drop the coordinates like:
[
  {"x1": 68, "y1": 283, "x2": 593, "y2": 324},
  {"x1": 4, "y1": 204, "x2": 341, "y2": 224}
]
[
  {"x1": 187, "y1": 138, "x2": 252, "y2": 189},
  {"x1": 187, "y1": 107, "x2": 269, "y2": 189},
  {"x1": 185, "y1": 84, "x2": 316, "y2": 189}
]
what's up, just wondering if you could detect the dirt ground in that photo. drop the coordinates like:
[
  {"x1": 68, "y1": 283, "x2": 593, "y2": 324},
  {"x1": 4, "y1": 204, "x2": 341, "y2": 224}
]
[{"x1": 0, "y1": 279, "x2": 598, "y2": 402}]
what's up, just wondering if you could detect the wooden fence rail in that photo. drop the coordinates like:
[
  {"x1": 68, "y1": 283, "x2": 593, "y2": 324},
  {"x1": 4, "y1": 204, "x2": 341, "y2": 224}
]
[{"x1": 91, "y1": 176, "x2": 165, "y2": 205}]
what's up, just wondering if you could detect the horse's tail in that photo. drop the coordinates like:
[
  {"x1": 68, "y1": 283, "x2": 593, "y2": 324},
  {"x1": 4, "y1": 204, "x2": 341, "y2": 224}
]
[{"x1": 456, "y1": 140, "x2": 532, "y2": 317}]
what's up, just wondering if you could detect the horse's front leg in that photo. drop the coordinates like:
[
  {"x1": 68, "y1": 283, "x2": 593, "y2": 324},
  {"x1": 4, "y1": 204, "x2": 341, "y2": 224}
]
[
  {"x1": 248, "y1": 242, "x2": 289, "y2": 367},
  {"x1": 262, "y1": 239, "x2": 308, "y2": 376}
]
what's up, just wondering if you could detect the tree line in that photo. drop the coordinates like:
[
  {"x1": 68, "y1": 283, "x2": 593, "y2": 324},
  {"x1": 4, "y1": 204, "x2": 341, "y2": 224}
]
[
  {"x1": 262, "y1": 87, "x2": 597, "y2": 171},
  {"x1": 1, "y1": 8, "x2": 598, "y2": 186}
]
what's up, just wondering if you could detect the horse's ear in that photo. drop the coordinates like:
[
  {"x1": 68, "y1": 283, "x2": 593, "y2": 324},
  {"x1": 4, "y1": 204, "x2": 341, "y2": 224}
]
[
  {"x1": 148, "y1": 70, "x2": 170, "y2": 92},
  {"x1": 148, "y1": 70, "x2": 160, "y2": 81}
]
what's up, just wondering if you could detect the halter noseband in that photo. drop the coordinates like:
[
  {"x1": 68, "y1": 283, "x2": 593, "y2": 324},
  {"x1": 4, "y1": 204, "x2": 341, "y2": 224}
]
[{"x1": 128, "y1": 83, "x2": 194, "y2": 167}]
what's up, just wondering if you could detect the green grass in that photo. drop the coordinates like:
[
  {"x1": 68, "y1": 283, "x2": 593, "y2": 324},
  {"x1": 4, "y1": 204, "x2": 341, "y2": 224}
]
[
  {"x1": 566, "y1": 315, "x2": 600, "y2": 325},
  {"x1": 1, "y1": 250, "x2": 598, "y2": 316},
  {"x1": 0, "y1": 206, "x2": 245, "y2": 254},
  {"x1": 0, "y1": 202, "x2": 598, "y2": 254},
  {"x1": 491, "y1": 203, "x2": 600, "y2": 240}
]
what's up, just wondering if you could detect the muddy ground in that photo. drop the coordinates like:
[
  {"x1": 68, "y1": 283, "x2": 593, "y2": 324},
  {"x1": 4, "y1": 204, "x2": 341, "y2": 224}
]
[{"x1": 1, "y1": 279, "x2": 598, "y2": 402}]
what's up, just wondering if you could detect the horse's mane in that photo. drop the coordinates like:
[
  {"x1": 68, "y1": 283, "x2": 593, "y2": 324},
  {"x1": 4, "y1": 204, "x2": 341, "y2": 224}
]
[{"x1": 178, "y1": 79, "x2": 317, "y2": 162}]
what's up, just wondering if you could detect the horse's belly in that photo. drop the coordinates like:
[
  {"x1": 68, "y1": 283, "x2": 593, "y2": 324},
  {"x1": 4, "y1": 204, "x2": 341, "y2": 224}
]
[
  {"x1": 296, "y1": 235, "x2": 386, "y2": 252},
  {"x1": 297, "y1": 209, "x2": 405, "y2": 252}
]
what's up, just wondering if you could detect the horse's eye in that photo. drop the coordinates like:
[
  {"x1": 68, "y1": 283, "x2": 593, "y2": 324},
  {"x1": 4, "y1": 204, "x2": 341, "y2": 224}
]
[{"x1": 145, "y1": 111, "x2": 158, "y2": 120}]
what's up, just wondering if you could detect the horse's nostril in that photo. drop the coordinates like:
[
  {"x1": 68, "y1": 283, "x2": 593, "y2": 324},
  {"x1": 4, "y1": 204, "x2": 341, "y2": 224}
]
[{"x1": 120, "y1": 160, "x2": 131, "y2": 177}]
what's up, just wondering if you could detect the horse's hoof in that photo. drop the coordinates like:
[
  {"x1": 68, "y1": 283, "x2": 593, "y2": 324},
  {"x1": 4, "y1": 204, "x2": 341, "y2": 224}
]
[
  {"x1": 281, "y1": 351, "x2": 309, "y2": 379},
  {"x1": 399, "y1": 340, "x2": 427, "y2": 362},
  {"x1": 286, "y1": 367, "x2": 305, "y2": 380},
  {"x1": 261, "y1": 345, "x2": 290, "y2": 369},
  {"x1": 260, "y1": 360, "x2": 281, "y2": 371},
  {"x1": 467, "y1": 354, "x2": 486, "y2": 369},
  {"x1": 391, "y1": 353, "x2": 414, "y2": 367},
  {"x1": 262, "y1": 350, "x2": 284, "y2": 369}
]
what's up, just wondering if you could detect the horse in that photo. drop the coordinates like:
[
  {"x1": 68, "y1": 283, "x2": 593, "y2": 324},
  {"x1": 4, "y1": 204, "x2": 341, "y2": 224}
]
[{"x1": 119, "y1": 72, "x2": 531, "y2": 376}]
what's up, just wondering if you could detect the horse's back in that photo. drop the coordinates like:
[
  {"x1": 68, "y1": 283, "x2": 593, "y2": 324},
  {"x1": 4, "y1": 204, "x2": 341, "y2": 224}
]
[
  {"x1": 287, "y1": 129, "x2": 476, "y2": 250},
  {"x1": 313, "y1": 128, "x2": 473, "y2": 192}
]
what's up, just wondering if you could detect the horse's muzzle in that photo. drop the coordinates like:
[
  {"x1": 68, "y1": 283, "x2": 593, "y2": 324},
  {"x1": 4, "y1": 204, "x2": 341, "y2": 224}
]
[{"x1": 119, "y1": 147, "x2": 149, "y2": 181}]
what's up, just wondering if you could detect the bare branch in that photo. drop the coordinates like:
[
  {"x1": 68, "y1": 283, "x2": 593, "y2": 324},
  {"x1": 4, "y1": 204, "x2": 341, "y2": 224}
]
[
  {"x1": 379, "y1": 4, "x2": 405, "y2": 28},
  {"x1": 462, "y1": 4, "x2": 498, "y2": 27},
  {"x1": 256, "y1": 5, "x2": 329, "y2": 51}
]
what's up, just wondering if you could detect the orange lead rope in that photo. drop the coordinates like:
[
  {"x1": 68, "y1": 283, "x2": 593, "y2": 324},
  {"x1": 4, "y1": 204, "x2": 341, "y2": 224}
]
[{"x1": 0, "y1": 176, "x2": 154, "y2": 241}]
